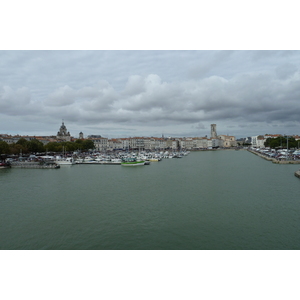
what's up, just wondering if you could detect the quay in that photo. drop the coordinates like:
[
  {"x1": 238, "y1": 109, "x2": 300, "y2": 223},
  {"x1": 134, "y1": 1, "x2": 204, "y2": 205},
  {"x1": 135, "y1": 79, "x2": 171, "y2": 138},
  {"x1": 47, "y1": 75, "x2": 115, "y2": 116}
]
[
  {"x1": 11, "y1": 162, "x2": 60, "y2": 169},
  {"x1": 77, "y1": 162, "x2": 121, "y2": 165},
  {"x1": 248, "y1": 149, "x2": 300, "y2": 164}
]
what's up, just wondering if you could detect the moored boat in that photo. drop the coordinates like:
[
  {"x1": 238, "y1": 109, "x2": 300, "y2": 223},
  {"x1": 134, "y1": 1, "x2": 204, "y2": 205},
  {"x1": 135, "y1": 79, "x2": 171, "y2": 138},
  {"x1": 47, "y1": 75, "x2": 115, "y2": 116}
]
[
  {"x1": 121, "y1": 157, "x2": 145, "y2": 166},
  {"x1": 148, "y1": 158, "x2": 159, "y2": 162},
  {"x1": 0, "y1": 161, "x2": 11, "y2": 169},
  {"x1": 55, "y1": 157, "x2": 76, "y2": 165}
]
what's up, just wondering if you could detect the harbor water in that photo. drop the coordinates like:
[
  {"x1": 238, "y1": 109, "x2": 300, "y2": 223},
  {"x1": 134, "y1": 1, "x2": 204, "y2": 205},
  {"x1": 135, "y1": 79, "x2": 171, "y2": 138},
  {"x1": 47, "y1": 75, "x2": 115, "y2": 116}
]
[{"x1": 1, "y1": 150, "x2": 300, "y2": 250}]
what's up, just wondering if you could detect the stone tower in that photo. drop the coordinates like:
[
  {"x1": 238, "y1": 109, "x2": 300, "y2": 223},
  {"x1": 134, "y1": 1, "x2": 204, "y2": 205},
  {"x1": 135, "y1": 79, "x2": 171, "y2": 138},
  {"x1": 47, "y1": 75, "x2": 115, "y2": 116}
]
[
  {"x1": 57, "y1": 121, "x2": 71, "y2": 141},
  {"x1": 211, "y1": 124, "x2": 217, "y2": 139}
]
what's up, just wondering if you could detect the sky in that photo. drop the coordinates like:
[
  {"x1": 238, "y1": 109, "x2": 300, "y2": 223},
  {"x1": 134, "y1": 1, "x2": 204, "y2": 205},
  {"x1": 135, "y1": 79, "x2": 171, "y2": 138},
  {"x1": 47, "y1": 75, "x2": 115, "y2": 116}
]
[
  {"x1": 1, "y1": 50, "x2": 300, "y2": 139},
  {"x1": 1, "y1": 2, "x2": 300, "y2": 140}
]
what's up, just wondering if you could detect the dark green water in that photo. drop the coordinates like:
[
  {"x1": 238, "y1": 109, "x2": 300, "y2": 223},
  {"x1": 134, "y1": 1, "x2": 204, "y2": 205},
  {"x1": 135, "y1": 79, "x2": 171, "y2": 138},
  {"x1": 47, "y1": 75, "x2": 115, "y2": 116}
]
[{"x1": 1, "y1": 150, "x2": 300, "y2": 250}]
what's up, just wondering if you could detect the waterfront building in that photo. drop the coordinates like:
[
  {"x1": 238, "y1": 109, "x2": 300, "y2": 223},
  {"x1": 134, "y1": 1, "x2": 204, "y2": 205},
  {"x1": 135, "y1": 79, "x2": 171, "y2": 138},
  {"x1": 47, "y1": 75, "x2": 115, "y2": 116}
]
[
  {"x1": 171, "y1": 140, "x2": 179, "y2": 150},
  {"x1": 145, "y1": 137, "x2": 165, "y2": 151},
  {"x1": 165, "y1": 138, "x2": 173, "y2": 149},
  {"x1": 120, "y1": 138, "x2": 129, "y2": 150},
  {"x1": 129, "y1": 137, "x2": 145, "y2": 150},
  {"x1": 207, "y1": 138, "x2": 213, "y2": 148},
  {"x1": 143, "y1": 138, "x2": 151, "y2": 150},
  {"x1": 182, "y1": 138, "x2": 193, "y2": 150},
  {"x1": 212, "y1": 138, "x2": 223, "y2": 148},
  {"x1": 108, "y1": 138, "x2": 123, "y2": 151},
  {"x1": 92, "y1": 137, "x2": 108, "y2": 152},
  {"x1": 218, "y1": 135, "x2": 236, "y2": 147},
  {"x1": 195, "y1": 137, "x2": 208, "y2": 149},
  {"x1": 251, "y1": 135, "x2": 265, "y2": 148},
  {"x1": 158, "y1": 138, "x2": 166, "y2": 150}
]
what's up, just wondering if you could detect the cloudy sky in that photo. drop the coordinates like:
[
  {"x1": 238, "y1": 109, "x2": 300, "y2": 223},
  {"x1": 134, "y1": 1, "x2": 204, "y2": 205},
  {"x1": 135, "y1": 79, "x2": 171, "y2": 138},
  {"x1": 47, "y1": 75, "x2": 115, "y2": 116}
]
[{"x1": 1, "y1": 50, "x2": 300, "y2": 139}]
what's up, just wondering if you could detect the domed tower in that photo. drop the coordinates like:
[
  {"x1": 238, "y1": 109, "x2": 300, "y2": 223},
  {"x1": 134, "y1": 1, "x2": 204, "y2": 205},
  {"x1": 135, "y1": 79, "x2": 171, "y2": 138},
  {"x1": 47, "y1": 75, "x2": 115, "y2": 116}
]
[
  {"x1": 79, "y1": 132, "x2": 84, "y2": 139},
  {"x1": 57, "y1": 121, "x2": 71, "y2": 141}
]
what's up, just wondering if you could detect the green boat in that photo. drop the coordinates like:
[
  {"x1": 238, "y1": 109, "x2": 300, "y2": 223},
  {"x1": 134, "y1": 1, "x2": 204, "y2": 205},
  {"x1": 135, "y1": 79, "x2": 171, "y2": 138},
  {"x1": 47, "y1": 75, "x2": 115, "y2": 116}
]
[{"x1": 121, "y1": 157, "x2": 145, "y2": 166}]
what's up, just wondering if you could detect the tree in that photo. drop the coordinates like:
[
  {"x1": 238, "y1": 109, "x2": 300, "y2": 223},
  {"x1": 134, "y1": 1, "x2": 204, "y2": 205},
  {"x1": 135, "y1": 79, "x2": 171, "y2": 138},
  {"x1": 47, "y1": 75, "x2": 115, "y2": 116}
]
[
  {"x1": 0, "y1": 141, "x2": 10, "y2": 155},
  {"x1": 46, "y1": 142, "x2": 61, "y2": 152},
  {"x1": 82, "y1": 140, "x2": 95, "y2": 151},
  {"x1": 264, "y1": 136, "x2": 297, "y2": 149},
  {"x1": 28, "y1": 139, "x2": 45, "y2": 153},
  {"x1": 16, "y1": 138, "x2": 29, "y2": 153},
  {"x1": 9, "y1": 143, "x2": 24, "y2": 155}
]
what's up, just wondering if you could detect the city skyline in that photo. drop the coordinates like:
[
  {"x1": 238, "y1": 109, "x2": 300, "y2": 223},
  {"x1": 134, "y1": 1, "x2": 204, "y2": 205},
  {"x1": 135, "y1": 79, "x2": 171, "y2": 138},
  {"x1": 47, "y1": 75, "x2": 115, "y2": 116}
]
[{"x1": 1, "y1": 51, "x2": 300, "y2": 139}]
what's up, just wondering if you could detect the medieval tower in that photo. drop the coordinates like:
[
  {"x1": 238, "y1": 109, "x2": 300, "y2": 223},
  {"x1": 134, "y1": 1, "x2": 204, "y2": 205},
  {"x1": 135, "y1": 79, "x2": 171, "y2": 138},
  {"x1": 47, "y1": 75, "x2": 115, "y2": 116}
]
[{"x1": 211, "y1": 124, "x2": 217, "y2": 139}]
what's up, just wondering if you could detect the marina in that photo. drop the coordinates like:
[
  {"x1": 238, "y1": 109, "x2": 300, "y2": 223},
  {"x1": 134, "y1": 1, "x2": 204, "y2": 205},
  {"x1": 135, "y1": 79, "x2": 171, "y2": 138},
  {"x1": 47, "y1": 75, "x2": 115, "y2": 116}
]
[{"x1": 2, "y1": 150, "x2": 191, "y2": 168}]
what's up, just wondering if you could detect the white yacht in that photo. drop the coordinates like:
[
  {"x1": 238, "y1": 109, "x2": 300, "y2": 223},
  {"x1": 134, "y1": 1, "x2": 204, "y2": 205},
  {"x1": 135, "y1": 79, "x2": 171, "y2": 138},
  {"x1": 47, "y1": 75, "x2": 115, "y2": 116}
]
[{"x1": 55, "y1": 157, "x2": 76, "y2": 165}]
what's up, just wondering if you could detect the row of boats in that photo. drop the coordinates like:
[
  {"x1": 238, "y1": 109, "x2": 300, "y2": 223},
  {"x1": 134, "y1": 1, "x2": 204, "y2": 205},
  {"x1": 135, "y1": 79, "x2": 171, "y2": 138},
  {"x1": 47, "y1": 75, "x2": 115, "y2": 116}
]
[{"x1": 52, "y1": 151, "x2": 190, "y2": 166}]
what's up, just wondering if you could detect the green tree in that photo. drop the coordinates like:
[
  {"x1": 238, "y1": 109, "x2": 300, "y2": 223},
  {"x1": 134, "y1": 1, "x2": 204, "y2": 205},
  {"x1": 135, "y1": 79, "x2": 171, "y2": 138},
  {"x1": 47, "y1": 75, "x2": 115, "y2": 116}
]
[
  {"x1": 9, "y1": 143, "x2": 24, "y2": 155},
  {"x1": 0, "y1": 141, "x2": 10, "y2": 155},
  {"x1": 264, "y1": 136, "x2": 297, "y2": 149},
  {"x1": 59, "y1": 142, "x2": 77, "y2": 152},
  {"x1": 16, "y1": 138, "x2": 30, "y2": 153},
  {"x1": 82, "y1": 139, "x2": 95, "y2": 151},
  {"x1": 16, "y1": 138, "x2": 29, "y2": 146},
  {"x1": 46, "y1": 142, "x2": 61, "y2": 152},
  {"x1": 28, "y1": 139, "x2": 45, "y2": 153},
  {"x1": 74, "y1": 139, "x2": 83, "y2": 150}
]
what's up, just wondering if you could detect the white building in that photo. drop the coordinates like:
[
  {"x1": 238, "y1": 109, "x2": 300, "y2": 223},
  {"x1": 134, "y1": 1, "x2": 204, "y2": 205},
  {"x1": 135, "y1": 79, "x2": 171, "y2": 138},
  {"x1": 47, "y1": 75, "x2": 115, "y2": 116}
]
[
  {"x1": 92, "y1": 137, "x2": 108, "y2": 152},
  {"x1": 251, "y1": 135, "x2": 265, "y2": 148}
]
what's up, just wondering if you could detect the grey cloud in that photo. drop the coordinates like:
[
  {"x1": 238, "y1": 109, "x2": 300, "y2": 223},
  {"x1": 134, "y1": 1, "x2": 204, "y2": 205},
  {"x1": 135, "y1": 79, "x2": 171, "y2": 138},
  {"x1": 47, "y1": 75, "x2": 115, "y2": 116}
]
[{"x1": 1, "y1": 50, "x2": 300, "y2": 137}]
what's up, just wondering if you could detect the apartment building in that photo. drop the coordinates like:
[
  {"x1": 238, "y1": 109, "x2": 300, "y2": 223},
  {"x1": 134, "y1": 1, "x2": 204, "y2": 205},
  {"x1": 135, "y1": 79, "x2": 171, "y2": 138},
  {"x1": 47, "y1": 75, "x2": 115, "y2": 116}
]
[
  {"x1": 251, "y1": 135, "x2": 265, "y2": 148},
  {"x1": 92, "y1": 137, "x2": 108, "y2": 152}
]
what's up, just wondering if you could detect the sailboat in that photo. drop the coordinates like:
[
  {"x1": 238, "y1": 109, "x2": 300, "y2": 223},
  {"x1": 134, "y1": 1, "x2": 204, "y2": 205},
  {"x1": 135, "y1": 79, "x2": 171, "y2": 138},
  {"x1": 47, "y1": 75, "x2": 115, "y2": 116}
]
[{"x1": 54, "y1": 146, "x2": 76, "y2": 165}]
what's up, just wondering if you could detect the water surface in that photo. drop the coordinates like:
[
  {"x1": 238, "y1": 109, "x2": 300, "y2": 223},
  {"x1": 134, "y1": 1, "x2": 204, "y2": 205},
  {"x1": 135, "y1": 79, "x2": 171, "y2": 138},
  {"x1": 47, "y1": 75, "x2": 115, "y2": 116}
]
[{"x1": 1, "y1": 150, "x2": 300, "y2": 249}]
